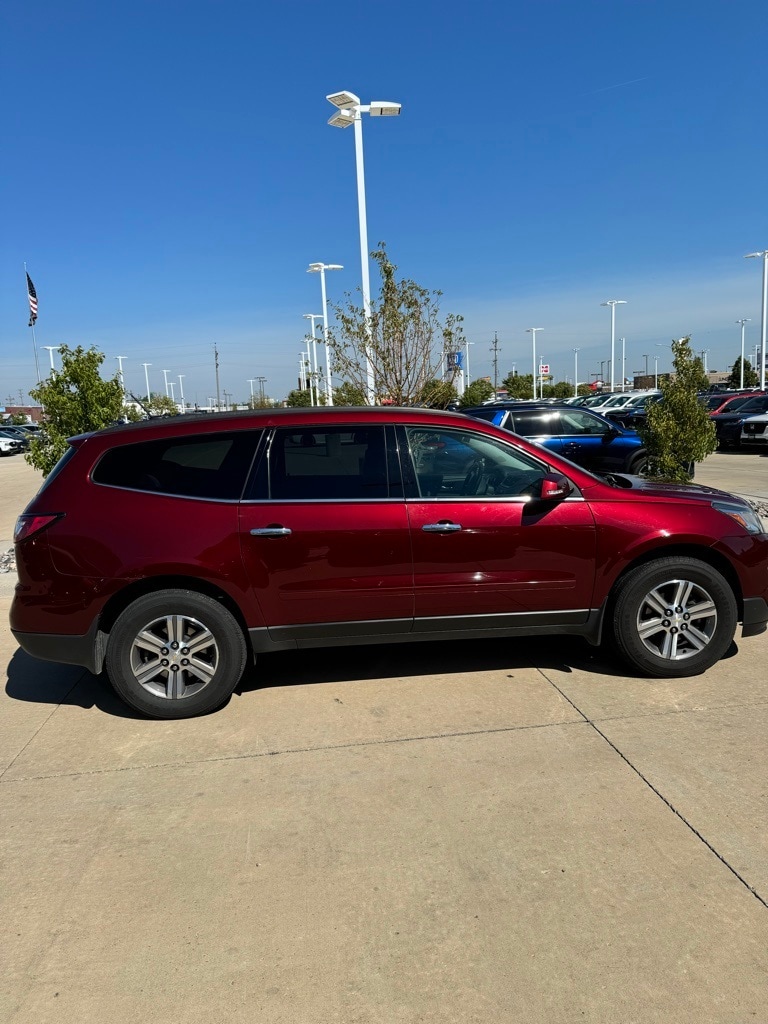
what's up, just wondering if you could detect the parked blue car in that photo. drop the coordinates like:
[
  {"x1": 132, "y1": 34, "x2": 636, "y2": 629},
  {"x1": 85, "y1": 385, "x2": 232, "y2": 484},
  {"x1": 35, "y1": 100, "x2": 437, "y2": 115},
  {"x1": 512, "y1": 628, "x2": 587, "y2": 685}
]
[{"x1": 463, "y1": 402, "x2": 647, "y2": 475}]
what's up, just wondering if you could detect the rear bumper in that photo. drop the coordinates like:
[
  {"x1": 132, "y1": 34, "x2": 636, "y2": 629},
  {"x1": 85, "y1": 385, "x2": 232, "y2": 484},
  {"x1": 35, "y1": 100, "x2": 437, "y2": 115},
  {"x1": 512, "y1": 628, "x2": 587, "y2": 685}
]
[{"x1": 11, "y1": 617, "x2": 105, "y2": 676}]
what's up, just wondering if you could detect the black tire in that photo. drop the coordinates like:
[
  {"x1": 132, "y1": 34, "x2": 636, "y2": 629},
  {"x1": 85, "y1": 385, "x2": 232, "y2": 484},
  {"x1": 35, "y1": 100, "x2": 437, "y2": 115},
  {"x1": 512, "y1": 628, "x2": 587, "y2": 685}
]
[
  {"x1": 625, "y1": 452, "x2": 648, "y2": 475},
  {"x1": 105, "y1": 589, "x2": 247, "y2": 718},
  {"x1": 610, "y1": 557, "x2": 737, "y2": 678}
]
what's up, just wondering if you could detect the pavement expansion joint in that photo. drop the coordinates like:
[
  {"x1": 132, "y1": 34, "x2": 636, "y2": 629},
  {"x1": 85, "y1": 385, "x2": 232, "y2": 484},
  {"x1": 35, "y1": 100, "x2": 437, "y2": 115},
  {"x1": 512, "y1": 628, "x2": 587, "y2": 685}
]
[{"x1": 537, "y1": 666, "x2": 768, "y2": 910}]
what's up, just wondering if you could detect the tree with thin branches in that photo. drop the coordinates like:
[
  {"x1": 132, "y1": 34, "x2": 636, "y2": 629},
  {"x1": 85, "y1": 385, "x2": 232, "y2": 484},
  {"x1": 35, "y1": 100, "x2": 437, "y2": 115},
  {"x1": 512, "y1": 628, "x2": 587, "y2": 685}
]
[{"x1": 328, "y1": 246, "x2": 464, "y2": 405}]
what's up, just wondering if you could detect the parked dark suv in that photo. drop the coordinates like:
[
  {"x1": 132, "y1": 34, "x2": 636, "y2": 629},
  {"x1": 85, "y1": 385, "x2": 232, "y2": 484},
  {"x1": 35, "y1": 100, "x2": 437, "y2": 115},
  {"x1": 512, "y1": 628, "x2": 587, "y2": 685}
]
[
  {"x1": 464, "y1": 403, "x2": 648, "y2": 475},
  {"x1": 11, "y1": 408, "x2": 768, "y2": 719}
]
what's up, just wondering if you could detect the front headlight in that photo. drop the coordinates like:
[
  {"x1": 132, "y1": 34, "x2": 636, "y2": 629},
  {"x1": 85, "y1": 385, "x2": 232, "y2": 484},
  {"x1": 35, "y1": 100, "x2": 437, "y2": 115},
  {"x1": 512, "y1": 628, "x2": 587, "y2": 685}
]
[{"x1": 712, "y1": 500, "x2": 765, "y2": 535}]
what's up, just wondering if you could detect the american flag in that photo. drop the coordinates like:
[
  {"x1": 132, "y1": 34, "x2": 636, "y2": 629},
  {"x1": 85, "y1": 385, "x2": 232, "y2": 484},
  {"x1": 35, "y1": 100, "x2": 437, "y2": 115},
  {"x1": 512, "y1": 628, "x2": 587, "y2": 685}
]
[{"x1": 26, "y1": 272, "x2": 38, "y2": 327}]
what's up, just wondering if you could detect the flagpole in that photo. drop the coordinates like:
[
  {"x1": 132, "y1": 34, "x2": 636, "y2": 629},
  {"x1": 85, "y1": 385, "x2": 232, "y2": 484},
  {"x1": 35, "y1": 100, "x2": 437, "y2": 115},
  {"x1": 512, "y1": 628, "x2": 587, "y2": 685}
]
[{"x1": 30, "y1": 325, "x2": 41, "y2": 383}]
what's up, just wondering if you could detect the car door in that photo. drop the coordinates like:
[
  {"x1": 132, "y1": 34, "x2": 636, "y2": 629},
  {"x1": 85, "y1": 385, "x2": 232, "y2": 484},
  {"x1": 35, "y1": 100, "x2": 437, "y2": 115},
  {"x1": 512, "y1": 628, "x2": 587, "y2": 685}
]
[
  {"x1": 555, "y1": 408, "x2": 629, "y2": 472},
  {"x1": 238, "y1": 424, "x2": 414, "y2": 644},
  {"x1": 398, "y1": 424, "x2": 597, "y2": 628}
]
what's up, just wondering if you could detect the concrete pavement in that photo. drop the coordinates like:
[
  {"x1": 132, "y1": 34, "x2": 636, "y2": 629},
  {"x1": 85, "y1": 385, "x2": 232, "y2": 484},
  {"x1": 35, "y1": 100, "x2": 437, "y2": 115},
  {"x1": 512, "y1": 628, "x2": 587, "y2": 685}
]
[{"x1": 2, "y1": 452, "x2": 768, "y2": 1022}]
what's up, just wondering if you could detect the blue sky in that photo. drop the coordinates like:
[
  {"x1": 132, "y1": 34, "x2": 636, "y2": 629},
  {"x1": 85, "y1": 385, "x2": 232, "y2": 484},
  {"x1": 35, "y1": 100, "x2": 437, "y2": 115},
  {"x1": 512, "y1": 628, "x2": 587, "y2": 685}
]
[{"x1": 2, "y1": 0, "x2": 767, "y2": 406}]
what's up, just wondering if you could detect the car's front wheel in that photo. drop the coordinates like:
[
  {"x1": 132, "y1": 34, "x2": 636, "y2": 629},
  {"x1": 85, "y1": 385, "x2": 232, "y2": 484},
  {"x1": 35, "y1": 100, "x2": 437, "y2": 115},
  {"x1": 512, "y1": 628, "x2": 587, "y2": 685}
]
[
  {"x1": 105, "y1": 590, "x2": 247, "y2": 718},
  {"x1": 610, "y1": 558, "x2": 737, "y2": 677}
]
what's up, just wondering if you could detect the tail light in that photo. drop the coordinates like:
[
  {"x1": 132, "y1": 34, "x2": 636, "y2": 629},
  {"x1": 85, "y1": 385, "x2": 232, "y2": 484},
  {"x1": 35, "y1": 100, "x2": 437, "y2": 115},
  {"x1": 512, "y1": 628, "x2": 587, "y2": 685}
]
[{"x1": 14, "y1": 513, "x2": 63, "y2": 544}]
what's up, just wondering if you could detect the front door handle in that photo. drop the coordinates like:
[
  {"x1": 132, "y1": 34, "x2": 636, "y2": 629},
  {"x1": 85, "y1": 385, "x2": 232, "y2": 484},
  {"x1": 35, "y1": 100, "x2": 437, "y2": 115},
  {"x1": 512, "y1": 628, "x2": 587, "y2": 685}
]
[
  {"x1": 422, "y1": 521, "x2": 462, "y2": 533},
  {"x1": 250, "y1": 526, "x2": 292, "y2": 537}
]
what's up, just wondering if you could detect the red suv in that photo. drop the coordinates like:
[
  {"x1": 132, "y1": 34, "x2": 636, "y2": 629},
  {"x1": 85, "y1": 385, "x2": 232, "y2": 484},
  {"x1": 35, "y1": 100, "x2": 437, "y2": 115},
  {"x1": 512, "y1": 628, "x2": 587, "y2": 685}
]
[{"x1": 10, "y1": 408, "x2": 768, "y2": 718}]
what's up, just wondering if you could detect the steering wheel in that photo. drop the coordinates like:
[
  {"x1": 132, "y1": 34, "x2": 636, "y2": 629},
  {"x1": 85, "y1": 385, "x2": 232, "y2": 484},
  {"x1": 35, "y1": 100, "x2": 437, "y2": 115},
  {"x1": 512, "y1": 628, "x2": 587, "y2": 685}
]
[{"x1": 463, "y1": 459, "x2": 485, "y2": 495}]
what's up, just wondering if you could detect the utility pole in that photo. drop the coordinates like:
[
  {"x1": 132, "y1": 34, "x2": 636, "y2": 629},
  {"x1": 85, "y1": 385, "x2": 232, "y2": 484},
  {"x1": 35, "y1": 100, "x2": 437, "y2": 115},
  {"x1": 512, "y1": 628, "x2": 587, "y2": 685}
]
[
  {"x1": 214, "y1": 344, "x2": 221, "y2": 412},
  {"x1": 490, "y1": 332, "x2": 501, "y2": 394},
  {"x1": 642, "y1": 353, "x2": 649, "y2": 377},
  {"x1": 257, "y1": 376, "x2": 267, "y2": 405}
]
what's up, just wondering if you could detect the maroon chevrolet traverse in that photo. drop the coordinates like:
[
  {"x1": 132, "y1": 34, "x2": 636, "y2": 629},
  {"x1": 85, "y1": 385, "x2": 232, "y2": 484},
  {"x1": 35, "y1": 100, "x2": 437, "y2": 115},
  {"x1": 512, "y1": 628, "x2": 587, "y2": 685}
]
[{"x1": 10, "y1": 407, "x2": 768, "y2": 718}]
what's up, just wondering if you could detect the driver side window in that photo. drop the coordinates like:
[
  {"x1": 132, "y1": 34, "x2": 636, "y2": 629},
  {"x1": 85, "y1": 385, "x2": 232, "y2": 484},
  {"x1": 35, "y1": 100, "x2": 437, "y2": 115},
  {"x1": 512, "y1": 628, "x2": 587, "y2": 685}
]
[{"x1": 404, "y1": 427, "x2": 548, "y2": 499}]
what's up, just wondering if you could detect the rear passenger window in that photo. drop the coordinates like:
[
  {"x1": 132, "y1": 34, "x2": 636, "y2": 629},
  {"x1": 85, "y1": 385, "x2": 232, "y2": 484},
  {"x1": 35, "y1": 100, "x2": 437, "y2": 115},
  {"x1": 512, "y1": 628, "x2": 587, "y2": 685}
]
[
  {"x1": 510, "y1": 410, "x2": 560, "y2": 435},
  {"x1": 93, "y1": 432, "x2": 260, "y2": 499},
  {"x1": 264, "y1": 426, "x2": 389, "y2": 500}
]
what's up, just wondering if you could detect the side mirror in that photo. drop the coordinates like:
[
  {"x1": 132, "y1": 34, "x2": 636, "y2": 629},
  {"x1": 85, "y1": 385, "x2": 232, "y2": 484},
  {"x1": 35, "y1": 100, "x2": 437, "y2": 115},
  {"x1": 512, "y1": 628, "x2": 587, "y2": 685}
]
[{"x1": 536, "y1": 473, "x2": 573, "y2": 502}]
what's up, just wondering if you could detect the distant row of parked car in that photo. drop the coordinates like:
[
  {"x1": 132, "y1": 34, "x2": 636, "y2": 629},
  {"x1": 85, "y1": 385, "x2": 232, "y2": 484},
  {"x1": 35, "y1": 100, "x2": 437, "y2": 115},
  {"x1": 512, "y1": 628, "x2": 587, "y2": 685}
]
[
  {"x1": 477, "y1": 387, "x2": 768, "y2": 453},
  {"x1": 0, "y1": 422, "x2": 40, "y2": 457}
]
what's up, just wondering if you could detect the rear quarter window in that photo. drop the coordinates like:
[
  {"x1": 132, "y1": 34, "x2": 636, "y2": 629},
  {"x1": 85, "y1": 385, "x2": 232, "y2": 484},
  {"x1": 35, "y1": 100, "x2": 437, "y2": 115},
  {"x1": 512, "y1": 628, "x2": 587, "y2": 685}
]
[
  {"x1": 509, "y1": 410, "x2": 560, "y2": 435},
  {"x1": 92, "y1": 431, "x2": 261, "y2": 500}
]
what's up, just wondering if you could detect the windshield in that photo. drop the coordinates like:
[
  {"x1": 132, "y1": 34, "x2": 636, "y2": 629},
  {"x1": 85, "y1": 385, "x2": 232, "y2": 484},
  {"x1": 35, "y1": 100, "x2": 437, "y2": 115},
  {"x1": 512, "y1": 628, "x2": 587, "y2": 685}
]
[{"x1": 736, "y1": 395, "x2": 768, "y2": 413}]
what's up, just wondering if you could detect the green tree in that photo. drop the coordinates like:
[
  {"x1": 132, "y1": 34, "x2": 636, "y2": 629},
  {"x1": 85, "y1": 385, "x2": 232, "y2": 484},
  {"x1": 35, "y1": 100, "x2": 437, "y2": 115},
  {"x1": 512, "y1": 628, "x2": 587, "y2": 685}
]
[
  {"x1": 329, "y1": 245, "x2": 464, "y2": 405},
  {"x1": 460, "y1": 378, "x2": 495, "y2": 407},
  {"x1": 147, "y1": 393, "x2": 179, "y2": 416},
  {"x1": 500, "y1": 372, "x2": 534, "y2": 399},
  {"x1": 419, "y1": 379, "x2": 458, "y2": 408},
  {"x1": 333, "y1": 381, "x2": 366, "y2": 405},
  {"x1": 693, "y1": 357, "x2": 710, "y2": 392},
  {"x1": 640, "y1": 337, "x2": 717, "y2": 481},
  {"x1": 27, "y1": 345, "x2": 124, "y2": 475},
  {"x1": 726, "y1": 356, "x2": 759, "y2": 389},
  {"x1": 284, "y1": 388, "x2": 312, "y2": 407}
]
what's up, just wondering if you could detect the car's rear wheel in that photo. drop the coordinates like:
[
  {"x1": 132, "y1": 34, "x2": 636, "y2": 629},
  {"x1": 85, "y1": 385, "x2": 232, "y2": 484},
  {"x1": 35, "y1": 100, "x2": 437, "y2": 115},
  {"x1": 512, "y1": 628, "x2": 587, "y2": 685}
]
[
  {"x1": 611, "y1": 557, "x2": 737, "y2": 677},
  {"x1": 625, "y1": 452, "x2": 648, "y2": 475},
  {"x1": 105, "y1": 590, "x2": 247, "y2": 718}
]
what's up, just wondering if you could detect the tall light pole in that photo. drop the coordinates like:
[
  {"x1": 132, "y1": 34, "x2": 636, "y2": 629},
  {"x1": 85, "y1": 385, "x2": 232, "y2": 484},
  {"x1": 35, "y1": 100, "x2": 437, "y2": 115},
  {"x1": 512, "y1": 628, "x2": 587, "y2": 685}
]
[
  {"x1": 168, "y1": 381, "x2": 176, "y2": 405},
  {"x1": 601, "y1": 300, "x2": 627, "y2": 392},
  {"x1": 307, "y1": 263, "x2": 343, "y2": 405},
  {"x1": 42, "y1": 345, "x2": 60, "y2": 371},
  {"x1": 326, "y1": 90, "x2": 402, "y2": 405},
  {"x1": 745, "y1": 251, "x2": 768, "y2": 391},
  {"x1": 115, "y1": 355, "x2": 126, "y2": 393},
  {"x1": 642, "y1": 353, "x2": 649, "y2": 377},
  {"x1": 162, "y1": 369, "x2": 171, "y2": 397},
  {"x1": 620, "y1": 337, "x2": 626, "y2": 391},
  {"x1": 256, "y1": 376, "x2": 267, "y2": 405},
  {"x1": 142, "y1": 363, "x2": 152, "y2": 403},
  {"x1": 465, "y1": 340, "x2": 475, "y2": 386},
  {"x1": 573, "y1": 348, "x2": 580, "y2": 397},
  {"x1": 527, "y1": 328, "x2": 543, "y2": 400},
  {"x1": 303, "y1": 313, "x2": 323, "y2": 402},
  {"x1": 247, "y1": 378, "x2": 256, "y2": 408},
  {"x1": 736, "y1": 319, "x2": 751, "y2": 388},
  {"x1": 178, "y1": 374, "x2": 185, "y2": 414}
]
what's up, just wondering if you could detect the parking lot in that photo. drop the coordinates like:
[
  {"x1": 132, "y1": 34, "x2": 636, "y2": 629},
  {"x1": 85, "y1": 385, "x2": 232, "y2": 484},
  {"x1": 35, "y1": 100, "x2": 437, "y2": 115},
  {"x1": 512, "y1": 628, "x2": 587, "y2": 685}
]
[{"x1": 2, "y1": 452, "x2": 767, "y2": 1023}]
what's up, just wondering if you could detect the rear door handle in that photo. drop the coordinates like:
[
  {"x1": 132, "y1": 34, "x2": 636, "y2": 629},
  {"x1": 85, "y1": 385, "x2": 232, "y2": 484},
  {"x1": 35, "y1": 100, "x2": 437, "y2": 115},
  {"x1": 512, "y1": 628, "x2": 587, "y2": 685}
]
[
  {"x1": 250, "y1": 526, "x2": 292, "y2": 537},
  {"x1": 422, "y1": 521, "x2": 462, "y2": 533}
]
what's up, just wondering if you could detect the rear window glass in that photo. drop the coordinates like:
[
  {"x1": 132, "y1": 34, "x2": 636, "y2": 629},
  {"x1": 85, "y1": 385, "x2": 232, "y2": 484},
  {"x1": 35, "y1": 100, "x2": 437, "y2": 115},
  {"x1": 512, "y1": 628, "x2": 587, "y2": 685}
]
[
  {"x1": 510, "y1": 410, "x2": 560, "y2": 435},
  {"x1": 93, "y1": 431, "x2": 260, "y2": 499},
  {"x1": 264, "y1": 426, "x2": 389, "y2": 500}
]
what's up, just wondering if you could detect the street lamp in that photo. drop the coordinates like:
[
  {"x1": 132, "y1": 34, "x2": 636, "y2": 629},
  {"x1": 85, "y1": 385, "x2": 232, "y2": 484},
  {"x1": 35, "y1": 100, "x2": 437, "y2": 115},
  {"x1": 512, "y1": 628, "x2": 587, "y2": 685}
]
[
  {"x1": 247, "y1": 378, "x2": 256, "y2": 408},
  {"x1": 526, "y1": 328, "x2": 543, "y2": 400},
  {"x1": 42, "y1": 345, "x2": 60, "y2": 371},
  {"x1": 168, "y1": 381, "x2": 176, "y2": 404},
  {"x1": 162, "y1": 369, "x2": 171, "y2": 398},
  {"x1": 115, "y1": 356, "x2": 126, "y2": 393},
  {"x1": 307, "y1": 263, "x2": 343, "y2": 405},
  {"x1": 326, "y1": 90, "x2": 402, "y2": 404},
  {"x1": 601, "y1": 299, "x2": 627, "y2": 392},
  {"x1": 465, "y1": 340, "x2": 475, "y2": 387},
  {"x1": 620, "y1": 337, "x2": 626, "y2": 391},
  {"x1": 142, "y1": 363, "x2": 152, "y2": 404},
  {"x1": 745, "y1": 251, "x2": 768, "y2": 391},
  {"x1": 573, "y1": 348, "x2": 580, "y2": 397},
  {"x1": 303, "y1": 313, "x2": 323, "y2": 402},
  {"x1": 256, "y1": 376, "x2": 267, "y2": 405},
  {"x1": 736, "y1": 319, "x2": 751, "y2": 389},
  {"x1": 178, "y1": 375, "x2": 185, "y2": 414}
]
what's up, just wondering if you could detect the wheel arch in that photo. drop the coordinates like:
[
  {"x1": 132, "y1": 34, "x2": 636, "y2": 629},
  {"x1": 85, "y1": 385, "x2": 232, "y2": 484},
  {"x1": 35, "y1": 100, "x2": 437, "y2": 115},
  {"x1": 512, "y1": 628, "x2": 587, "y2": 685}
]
[
  {"x1": 97, "y1": 576, "x2": 253, "y2": 657},
  {"x1": 607, "y1": 544, "x2": 744, "y2": 618}
]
